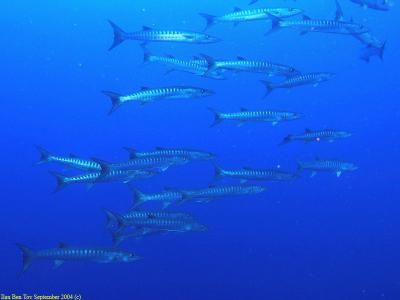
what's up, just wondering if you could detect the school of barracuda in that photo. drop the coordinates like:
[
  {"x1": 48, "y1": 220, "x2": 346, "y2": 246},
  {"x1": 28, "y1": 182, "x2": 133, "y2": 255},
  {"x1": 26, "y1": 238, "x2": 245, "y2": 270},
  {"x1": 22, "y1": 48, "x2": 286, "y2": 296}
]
[{"x1": 18, "y1": 0, "x2": 389, "y2": 274}]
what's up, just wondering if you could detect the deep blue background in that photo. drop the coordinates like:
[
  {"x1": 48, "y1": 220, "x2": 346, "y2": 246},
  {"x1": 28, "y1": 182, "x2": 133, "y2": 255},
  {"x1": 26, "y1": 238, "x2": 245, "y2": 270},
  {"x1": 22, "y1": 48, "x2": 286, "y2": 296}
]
[{"x1": 1, "y1": 0, "x2": 400, "y2": 299}]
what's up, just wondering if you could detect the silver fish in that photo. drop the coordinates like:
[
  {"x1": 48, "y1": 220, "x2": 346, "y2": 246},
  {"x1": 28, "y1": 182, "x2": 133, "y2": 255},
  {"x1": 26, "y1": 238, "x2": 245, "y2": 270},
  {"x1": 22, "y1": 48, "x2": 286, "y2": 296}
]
[
  {"x1": 124, "y1": 146, "x2": 215, "y2": 161},
  {"x1": 215, "y1": 166, "x2": 299, "y2": 182},
  {"x1": 35, "y1": 146, "x2": 100, "y2": 171},
  {"x1": 102, "y1": 86, "x2": 214, "y2": 114},
  {"x1": 199, "y1": 6, "x2": 302, "y2": 30},
  {"x1": 209, "y1": 107, "x2": 303, "y2": 127},
  {"x1": 280, "y1": 128, "x2": 352, "y2": 145},
  {"x1": 297, "y1": 158, "x2": 358, "y2": 177},
  {"x1": 108, "y1": 21, "x2": 220, "y2": 50},
  {"x1": 16, "y1": 243, "x2": 140, "y2": 274}
]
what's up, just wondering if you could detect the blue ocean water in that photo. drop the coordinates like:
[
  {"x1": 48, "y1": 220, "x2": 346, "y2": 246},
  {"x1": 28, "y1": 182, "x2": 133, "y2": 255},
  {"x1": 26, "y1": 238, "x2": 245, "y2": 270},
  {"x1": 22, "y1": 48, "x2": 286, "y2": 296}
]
[{"x1": 1, "y1": 0, "x2": 400, "y2": 299}]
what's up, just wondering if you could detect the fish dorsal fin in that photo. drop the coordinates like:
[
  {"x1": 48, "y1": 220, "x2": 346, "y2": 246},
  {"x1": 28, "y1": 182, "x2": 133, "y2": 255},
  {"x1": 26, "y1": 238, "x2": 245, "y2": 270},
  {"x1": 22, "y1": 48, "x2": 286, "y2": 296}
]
[
  {"x1": 237, "y1": 56, "x2": 247, "y2": 61},
  {"x1": 208, "y1": 184, "x2": 216, "y2": 188},
  {"x1": 315, "y1": 156, "x2": 320, "y2": 161},
  {"x1": 243, "y1": 166, "x2": 253, "y2": 170},
  {"x1": 58, "y1": 242, "x2": 68, "y2": 248},
  {"x1": 302, "y1": 15, "x2": 311, "y2": 21},
  {"x1": 233, "y1": 7, "x2": 242, "y2": 12},
  {"x1": 349, "y1": 17, "x2": 354, "y2": 23},
  {"x1": 142, "y1": 26, "x2": 153, "y2": 31},
  {"x1": 140, "y1": 86, "x2": 151, "y2": 91},
  {"x1": 193, "y1": 55, "x2": 201, "y2": 60},
  {"x1": 240, "y1": 107, "x2": 248, "y2": 112},
  {"x1": 305, "y1": 128, "x2": 313, "y2": 133},
  {"x1": 165, "y1": 54, "x2": 175, "y2": 58},
  {"x1": 69, "y1": 153, "x2": 78, "y2": 158}
]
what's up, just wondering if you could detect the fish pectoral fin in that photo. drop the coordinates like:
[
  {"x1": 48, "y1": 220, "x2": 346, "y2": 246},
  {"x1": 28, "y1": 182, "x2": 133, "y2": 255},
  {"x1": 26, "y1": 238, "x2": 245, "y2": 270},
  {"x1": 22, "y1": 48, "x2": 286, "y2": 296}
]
[
  {"x1": 310, "y1": 171, "x2": 317, "y2": 178},
  {"x1": 272, "y1": 121, "x2": 278, "y2": 126},
  {"x1": 54, "y1": 260, "x2": 65, "y2": 269},
  {"x1": 299, "y1": 31, "x2": 308, "y2": 35},
  {"x1": 336, "y1": 171, "x2": 342, "y2": 177},
  {"x1": 86, "y1": 183, "x2": 95, "y2": 191}
]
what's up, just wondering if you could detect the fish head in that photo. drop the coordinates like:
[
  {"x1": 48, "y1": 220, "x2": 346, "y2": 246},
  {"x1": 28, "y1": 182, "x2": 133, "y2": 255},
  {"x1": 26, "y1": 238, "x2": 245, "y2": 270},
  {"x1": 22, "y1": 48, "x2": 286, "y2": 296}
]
[
  {"x1": 201, "y1": 34, "x2": 221, "y2": 44},
  {"x1": 375, "y1": 0, "x2": 392, "y2": 10},
  {"x1": 337, "y1": 131, "x2": 352, "y2": 138},
  {"x1": 348, "y1": 23, "x2": 370, "y2": 35},
  {"x1": 113, "y1": 251, "x2": 142, "y2": 263},
  {"x1": 319, "y1": 72, "x2": 335, "y2": 81},
  {"x1": 191, "y1": 151, "x2": 216, "y2": 160},
  {"x1": 288, "y1": 112, "x2": 304, "y2": 120},
  {"x1": 343, "y1": 162, "x2": 358, "y2": 172},
  {"x1": 276, "y1": 7, "x2": 303, "y2": 17},
  {"x1": 187, "y1": 223, "x2": 208, "y2": 232}
]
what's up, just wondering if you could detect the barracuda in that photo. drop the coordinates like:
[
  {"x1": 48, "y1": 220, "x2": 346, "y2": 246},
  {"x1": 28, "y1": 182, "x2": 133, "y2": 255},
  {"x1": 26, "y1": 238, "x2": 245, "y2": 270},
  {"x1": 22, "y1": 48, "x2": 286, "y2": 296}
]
[
  {"x1": 108, "y1": 21, "x2": 220, "y2": 50},
  {"x1": 269, "y1": 15, "x2": 369, "y2": 35},
  {"x1": 123, "y1": 146, "x2": 215, "y2": 161},
  {"x1": 180, "y1": 184, "x2": 267, "y2": 203},
  {"x1": 199, "y1": 6, "x2": 302, "y2": 30},
  {"x1": 50, "y1": 168, "x2": 156, "y2": 192},
  {"x1": 297, "y1": 158, "x2": 358, "y2": 177},
  {"x1": 215, "y1": 166, "x2": 299, "y2": 182},
  {"x1": 261, "y1": 72, "x2": 335, "y2": 96},
  {"x1": 209, "y1": 107, "x2": 303, "y2": 127},
  {"x1": 35, "y1": 146, "x2": 100, "y2": 171},
  {"x1": 103, "y1": 209, "x2": 206, "y2": 233},
  {"x1": 202, "y1": 54, "x2": 300, "y2": 78},
  {"x1": 281, "y1": 128, "x2": 352, "y2": 145},
  {"x1": 93, "y1": 156, "x2": 189, "y2": 174},
  {"x1": 350, "y1": 0, "x2": 392, "y2": 11},
  {"x1": 132, "y1": 189, "x2": 184, "y2": 209},
  {"x1": 102, "y1": 86, "x2": 214, "y2": 114},
  {"x1": 143, "y1": 50, "x2": 225, "y2": 79},
  {"x1": 16, "y1": 243, "x2": 140, "y2": 274}
]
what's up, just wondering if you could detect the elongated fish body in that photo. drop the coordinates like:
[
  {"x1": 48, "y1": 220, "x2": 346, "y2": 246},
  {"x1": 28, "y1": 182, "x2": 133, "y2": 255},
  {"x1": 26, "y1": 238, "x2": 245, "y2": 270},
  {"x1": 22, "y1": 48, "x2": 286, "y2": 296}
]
[
  {"x1": 350, "y1": 0, "x2": 391, "y2": 10},
  {"x1": 297, "y1": 159, "x2": 358, "y2": 177},
  {"x1": 353, "y1": 32, "x2": 386, "y2": 62},
  {"x1": 102, "y1": 86, "x2": 214, "y2": 114},
  {"x1": 111, "y1": 219, "x2": 206, "y2": 246},
  {"x1": 50, "y1": 169, "x2": 155, "y2": 192},
  {"x1": 181, "y1": 185, "x2": 266, "y2": 202},
  {"x1": 209, "y1": 107, "x2": 303, "y2": 127},
  {"x1": 200, "y1": 7, "x2": 302, "y2": 29},
  {"x1": 213, "y1": 57, "x2": 300, "y2": 77},
  {"x1": 270, "y1": 15, "x2": 369, "y2": 35},
  {"x1": 16, "y1": 243, "x2": 140, "y2": 273},
  {"x1": 103, "y1": 209, "x2": 205, "y2": 232},
  {"x1": 107, "y1": 156, "x2": 189, "y2": 172},
  {"x1": 262, "y1": 72, "x2": 334, "y2": 96},
  {"x1": 108, "y1": 21, "x2": 220, "y2": 50},
  {"x1": 215, "y1": 166, "x2": 299, "y2": 182},
  {"x1": 124, "y1": 147, "x2": 215, "y2": 161},
  {"x1": 144, "y1": 51, "x2": 224, "y2": 79},
  {"x1": 35, "y1": 146, "x2": 100, "y2": 171},
  {"x1": 281, "y1": 129, "x2": 352, "y2": 145},
  {"x1": 133, "y1": 189, "x2": 184, "y2": 208}
]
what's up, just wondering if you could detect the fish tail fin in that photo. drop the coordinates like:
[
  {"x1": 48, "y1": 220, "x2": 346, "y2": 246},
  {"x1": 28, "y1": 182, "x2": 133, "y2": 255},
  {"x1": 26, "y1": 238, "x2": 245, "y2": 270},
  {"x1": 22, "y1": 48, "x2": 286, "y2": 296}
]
[
  {"x1": 142, "y1": 46, "x2": 152, "y2": 63},
  {"x1": 266, "y1": 14, "x2": 281, "y2": 35},
  {"x1": 16, "y1": 243, "x2": 35, "y2": 275},
  {"x1": 200, "y1": 53, "x2": 217, "y2": 76},
  {"x1": 108, "y1": 20, "x2": 127, "y2": 51},
  {"x1": 111, "y1": 231, "x2": 124, "y2": 247},
  {"x1": 208, "y1": 107, "x2": 222, "y2": 127},
  {"x1": 280, "y1": 135, "x2": 293, "y2": 146},
  {"x1": 214, "y1": 165, "x2": 224, "y2": 179},
  {"x1": 379, "y1": 41, "x2": 386, "y2": 60},
  {"x1": 132, "y1": 189, "x2": 146, "y2": 209},
  {"x1": 102, "y1": 91, "x2": 122, "y2": 115},
  {"x1": 123, "y1": 147, "x2": 137, "y2": 159},
  {"x1": 260, "y1": 80, "x2": 274, "y2": 98},
  {"x1": 103, "y1": 208, "x2": 125, "y2": 230},
  {"x1": 296, "y1": 161, "x2": 304, "y2": 172},
  {"x1": 35, "y1": 145, "x2": 51, "y2": 165},
  {"x1": 199, "y1": 13, "x2": 216, "y2": 31},
  {"x1": 49, "y1": 171, "x2": 67, "y2": 193}
]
